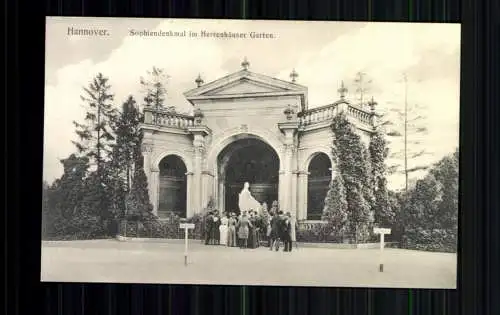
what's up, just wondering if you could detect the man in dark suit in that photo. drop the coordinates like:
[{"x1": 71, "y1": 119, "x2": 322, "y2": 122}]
[
  {"x1": 212, "y1": 211, "x2": 221, "y2": 245},
  {"x1": 269, "y1": 211, "x2": 280, "y2": 251},
  {"x1": 283, "y1": 212, "x2": 293, "y2": 252},
  {"x1": 204, "y1": 211, "x2": 214, "y2": 245}
]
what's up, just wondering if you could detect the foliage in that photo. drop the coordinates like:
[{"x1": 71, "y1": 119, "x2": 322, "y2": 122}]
[
  {"x1": 331, "y1": 112, "x2": 374, "y2": 242},
  {"x1": 322, "y1": 175, "x2": 348, "y2": 234},
  {"x1": 400, "y1": 149, "x2": 459, "y2": 252},
  {"x1": 403, "y1": 174, "x2": 443, "y2": 229},
  {"x1": 429, "y1": 148, "x2": 459, "y2": 230},
  {"x1": 402, "y1": 228, "x2": 457, "y2": 253},
  {"x1": 42, "y1": 155, "x2": 110, "y2": 240},
  {"x1": 72, "y1": 73, "x2": 118, "y2": 173}
]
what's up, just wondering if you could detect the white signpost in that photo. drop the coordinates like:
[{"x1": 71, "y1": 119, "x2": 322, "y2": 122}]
[
  {"x1": 373, "y1": 227, "x2": 391, "y2": 272},
  {"x1": 179, "y1": 222, "x2": 195, "y2": 266}
]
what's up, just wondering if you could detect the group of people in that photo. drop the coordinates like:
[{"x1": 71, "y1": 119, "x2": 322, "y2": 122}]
[
  {"x1": 203, "y1": 209, "x2": 298, "y2": 252},
  {"x1": 203, "y1": 182, "x2": 298, "y2": 252}
]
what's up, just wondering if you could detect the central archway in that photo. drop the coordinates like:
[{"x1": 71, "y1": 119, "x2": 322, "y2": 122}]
[{"x1": 217, "y1": 138, "x2": 280, "y2": 213}]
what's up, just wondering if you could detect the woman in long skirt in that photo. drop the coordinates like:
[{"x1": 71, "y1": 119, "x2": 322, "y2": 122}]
[
  {"x1": 219, "y1": 213, "x2": 229, "y2": 245},
  {"x1": 227, "y1": 213, "x2": 237, "y2": 247}
]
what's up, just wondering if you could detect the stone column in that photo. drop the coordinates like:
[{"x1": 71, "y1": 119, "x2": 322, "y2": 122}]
[
  {"x1": 185, "y1": 172, "x2": 194, "y2": 218},
  {"x1": 149, "y1": 167, "x2": 160, "y2": 216},
  {"x1": 297, "y1": 171, "x2": 309, "y2": 220}
]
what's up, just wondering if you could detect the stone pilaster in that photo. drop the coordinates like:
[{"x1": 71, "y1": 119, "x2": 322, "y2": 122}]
[
  {"x1": 185, "y1": 171, "x2": 194, "y2": 217},
  {"x1": 188, "y1": 125, "x2": 211, "y2": 215},
  {"x1": 278, "y1": 121, "x2": 299, "y2": 213},
  {"x1": 218, "y1": 178, "x2": 225, "y2": 211},
  {"x1": 297, "y1": 171, "x2": 309, "y2": 220},
  {"x1": 201, "y1": 170, "x2": 214, "y2": 211},
  {"x1": 149, "y1": 167, "x2": 160, "y2": 216},
  {"x1": 141, "y1": 142, "x2": 156, "y2": 214}
]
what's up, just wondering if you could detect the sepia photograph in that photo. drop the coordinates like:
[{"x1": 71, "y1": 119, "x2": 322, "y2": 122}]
[{"x1": 42, "y1": 17, "x2": 460, "y2": 289}]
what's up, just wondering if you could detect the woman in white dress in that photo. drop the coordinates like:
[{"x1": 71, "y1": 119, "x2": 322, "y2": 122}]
[{"x1": 219, "y1": 213, "x2": 229, "y2": 245}]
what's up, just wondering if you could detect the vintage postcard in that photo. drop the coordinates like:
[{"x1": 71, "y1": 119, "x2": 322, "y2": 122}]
[{"x1": 42, "y1": 17, "x2": 460, "y2": 289}]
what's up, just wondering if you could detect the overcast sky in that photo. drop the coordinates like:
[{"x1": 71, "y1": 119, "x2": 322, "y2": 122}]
[{"x1": 44, "y1": 17, "x2": 461, "y2": 190}]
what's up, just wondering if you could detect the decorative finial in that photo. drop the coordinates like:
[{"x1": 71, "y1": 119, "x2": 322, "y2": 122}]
[
  {"x1": 290, "y1": 68, "x2": 298, "y2": 83},
  {"x1": 283, "y1": 104, "x2": 295, "y2": 120},
  {"x1": 241, "y1": 57, "x2": 250, "y2": 70},
  {"x1": 368, "y1": 96, "x2": 377, "y2": 112},
  {"x1": 195, "y1": 73, "x2": 204, "y2": 87},
  {"x1": 338, "y1": 81, "x2": 348, "y2": 99},
  {"x1": 193, "y1": 107, "x2": 204, "y2": 125}
]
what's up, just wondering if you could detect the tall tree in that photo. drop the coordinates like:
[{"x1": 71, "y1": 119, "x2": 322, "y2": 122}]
[
  {"x1": 109, "y1": 96, "x2": 143, "y2": 190},
  {"x1": 332, "y1": 112, "x2": 373, "y2": 242},
  {"x1": 107, "y1": 95, "x2": 147, "y2": 218},
  {"x1": 140, "y1": 66, "x2": 170, "y2": 112},
  {"x1": 72, "y1": 73, "x2": 117, "y2": 177},
  {"x1": 384, "y1": 73, "x2": 429, "y2": 192},
  {"x1": 353, "y1": 71, "x2": 373, "y2": 108}
]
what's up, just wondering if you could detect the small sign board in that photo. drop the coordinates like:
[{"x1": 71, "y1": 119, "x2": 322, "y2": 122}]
[
  {"x1": 180, "y1": 223, "x2": 195, "y2": 229},
  {"x1": 373, "y1": 228, "x2": 391, "y2": 234}
]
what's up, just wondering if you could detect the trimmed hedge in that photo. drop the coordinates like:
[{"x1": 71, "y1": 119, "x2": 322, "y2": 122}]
[{"x1": 42, "y1": 212, "x2": 111, "y2": 241}]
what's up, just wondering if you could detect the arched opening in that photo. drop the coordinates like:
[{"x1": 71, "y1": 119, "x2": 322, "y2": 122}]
[
  {"x1": 307, "y1": 153, "x2": 332, "y2": 220},
  {"x1": 158, "y1": 155, "x2": 187, "y2": 218},
  {"x1": 218, "y1": 138, "x2": 279, "y2": 214}
]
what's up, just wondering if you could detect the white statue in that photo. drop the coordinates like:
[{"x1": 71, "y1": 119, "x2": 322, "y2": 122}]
[{"x1": 238, "y1": 182, "x2": 262, "y2": 213}]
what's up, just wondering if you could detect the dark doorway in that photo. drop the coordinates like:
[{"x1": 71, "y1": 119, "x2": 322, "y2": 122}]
[
  {"x1": 158, "y1": 155, "x2": 187, "y2": 218},
  {"x1": 307, "y1": 153, "x2": 332, "y2": 220},
  {"x1": 219, "y1": 138, "x2": 279, "y2": 214}
]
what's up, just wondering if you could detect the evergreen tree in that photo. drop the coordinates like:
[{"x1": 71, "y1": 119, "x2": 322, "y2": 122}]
[
  {"x1": 106, "y1": 96, "x2": 144, "y2": 218},
  {"x1": 126, "y1": 162, "x2": 154, "y2": 219},
  {"x1": 373, "y1": 178, "x2": 395, "y2": 227},
  {"x1": 331, "y1": 112, "x2": 373, "y2": 242},
  {"x1": 322, "y1": 174, "x2": 348, "y2": 235},
  {"x1": 369, "y1": 129, "x2": 394, "y2": 227},
  {"x1": 72, "y1": 73, "x2": 118, "y2": 176},
  {"x1": 111, "y1": 96, "x2": 142, "y2": 188}
]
